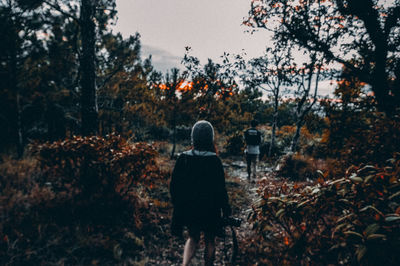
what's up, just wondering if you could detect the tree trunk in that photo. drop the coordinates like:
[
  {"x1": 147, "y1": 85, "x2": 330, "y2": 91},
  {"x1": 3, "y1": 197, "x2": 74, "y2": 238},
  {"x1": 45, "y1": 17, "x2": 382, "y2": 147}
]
[
  {"x1": 16, "y1": 93, "x2": 23, "y2": 158},
  {"x1": 269, "y1": 98, "x2": 279, "y2": 157},
  {"x1": 80, "y1": 0, "x2": 98, "y2": 136},
  {"x1": 291, "y1": 115, "x2": 303, "y2": 152},
  {"x1": 290, "y1": 58, "x2": 319, "y2": 153},
  {"x1": 10, "y1": 28, "x2": 23, "y2": 158},
  {"x1": 373, "y1": 56, "x2": 393, "y2": 115}
]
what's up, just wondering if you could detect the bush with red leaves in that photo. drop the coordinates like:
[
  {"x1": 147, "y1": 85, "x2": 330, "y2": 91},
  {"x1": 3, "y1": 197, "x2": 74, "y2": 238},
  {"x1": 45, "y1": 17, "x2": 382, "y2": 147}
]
[
  {"x1": 0, "y1": 135, "x2": 166, "y2": 265},
  {"x1": 245, "y1": 154, "x2": 400, "y2": 265},
  {"x1": 35, "y1": 135, "x2": 160, "y2": 225}
]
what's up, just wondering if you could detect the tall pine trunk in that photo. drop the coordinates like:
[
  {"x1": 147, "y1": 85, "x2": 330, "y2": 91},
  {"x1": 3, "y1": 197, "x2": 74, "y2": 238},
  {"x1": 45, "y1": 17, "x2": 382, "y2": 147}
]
[
  {"x1": 16, "y1": 93, "x2": 23, "y2": 158},
  {"x1": 10, "y1": 27, "x2": 23, "y2": 158},
  {"x1": 80, "y1": 0, "x2": 98, "y2": 136},
  {"x1": 269, "y1": 98, "x2": 279, "y2": 157},
  {"x1": 373, "y1": 51, "x2": 393, "y2": 115}
]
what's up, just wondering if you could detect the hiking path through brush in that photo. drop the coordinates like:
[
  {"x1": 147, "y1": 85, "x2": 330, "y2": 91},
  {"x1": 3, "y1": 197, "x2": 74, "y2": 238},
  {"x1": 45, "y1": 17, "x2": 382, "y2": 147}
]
[{"x1": 142, "y1": 158, "x2": 273, "y2": 266}]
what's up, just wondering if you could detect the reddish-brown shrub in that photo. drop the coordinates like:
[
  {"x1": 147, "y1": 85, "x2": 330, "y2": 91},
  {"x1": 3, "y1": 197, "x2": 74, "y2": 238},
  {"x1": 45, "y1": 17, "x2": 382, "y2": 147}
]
[
  {"x1": 317, "y1": 106, "x2": 400, "y2": 167},
  {"x1": 0, "y1": 135, "x2": 166, "y2": 265},
  {"x1": 33, "y1": 135, "x2": 162, "y2": 225},
  {"x1": 246, "y1": 154, "x2": 400, "y2": 265},
  {"x1": 276, "y1": 153, "x2": 321, "y2": 181}
]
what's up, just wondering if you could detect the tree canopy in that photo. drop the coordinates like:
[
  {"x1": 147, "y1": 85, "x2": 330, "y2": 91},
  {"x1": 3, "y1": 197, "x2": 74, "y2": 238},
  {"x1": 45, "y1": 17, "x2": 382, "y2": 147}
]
[{"x1": 246, "y1": 0, "x2": 400, "y2": 115}]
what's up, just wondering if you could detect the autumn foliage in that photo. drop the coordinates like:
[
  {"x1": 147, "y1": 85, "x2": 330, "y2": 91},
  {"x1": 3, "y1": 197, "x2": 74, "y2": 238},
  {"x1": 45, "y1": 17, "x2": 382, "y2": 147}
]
[
  {"x1": 276, "y1": 153, "x2": 321, "y2": 181},
  {"x1": 317, "y1": 82, "x2": 400, "y2": 174},
  {"x1": 0, "y1": 135, "x2": 166, "y2": 265},
  {"x1": 246, "y1": 155, "x2": 400, "y2": 265}
]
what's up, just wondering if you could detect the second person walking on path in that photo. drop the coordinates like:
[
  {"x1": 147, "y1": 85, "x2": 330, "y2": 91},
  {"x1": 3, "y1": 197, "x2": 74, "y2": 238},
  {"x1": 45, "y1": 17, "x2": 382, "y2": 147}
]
[{"x1": 244, "y1": 119, "x2": 262, "y2": 181}]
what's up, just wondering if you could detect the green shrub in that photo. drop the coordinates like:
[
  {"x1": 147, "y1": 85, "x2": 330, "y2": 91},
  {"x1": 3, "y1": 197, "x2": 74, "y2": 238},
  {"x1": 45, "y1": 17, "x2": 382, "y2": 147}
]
[
  {"x1": 147, "y1": 125, "x2": 171, "y2": 140},
  {"x1": 224, "y1": 131, "x2": 245, "y2": 156},
  {"x1": 260, "y1": 141, "x2": 285, "y2": 159},
  {"x1": 175, "y1": 125, "x2": 191, "y2": 142}
]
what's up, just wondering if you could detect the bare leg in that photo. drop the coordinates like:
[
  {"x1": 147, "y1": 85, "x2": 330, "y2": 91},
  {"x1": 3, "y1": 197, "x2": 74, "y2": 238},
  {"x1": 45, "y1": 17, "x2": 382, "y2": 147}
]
[
  {"x1": 204, "y1": 234, "x2": 215, "y2": 266},
  {"x1": 183, "y1": 237, "x2": 198, "y2": 266}
]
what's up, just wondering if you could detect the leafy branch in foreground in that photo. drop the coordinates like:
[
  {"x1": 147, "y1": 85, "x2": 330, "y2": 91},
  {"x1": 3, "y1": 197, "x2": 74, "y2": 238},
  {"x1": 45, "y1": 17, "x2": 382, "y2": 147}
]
[{"x1": 247, "y1": 154, "x2": 400, "y2": 265}]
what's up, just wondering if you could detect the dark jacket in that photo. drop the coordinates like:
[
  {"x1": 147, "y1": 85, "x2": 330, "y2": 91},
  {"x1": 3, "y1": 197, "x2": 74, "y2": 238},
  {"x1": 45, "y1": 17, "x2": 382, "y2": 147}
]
[
  {"x1": 170, "y1": 150, "x2": 231, "y2": 236},
  {"x1": 244, "y1": 127, "x2": 262, "y2": 146}
]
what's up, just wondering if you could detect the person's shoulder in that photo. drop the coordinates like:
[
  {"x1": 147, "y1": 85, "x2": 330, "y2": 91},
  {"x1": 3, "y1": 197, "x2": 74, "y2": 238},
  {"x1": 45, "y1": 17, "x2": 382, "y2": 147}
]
[
  {"x1": 180, "y1": 150, "x2": 192, "y2": 157},
  {"x1": 175, "y1": 152, "x2": 190, "y2": 163},
  {"x1": 246, "y1": 127, "x2": 260, "y2": 133},
  {"x1": 184, "y1": 150, "x2": 217, "y2": 157}
]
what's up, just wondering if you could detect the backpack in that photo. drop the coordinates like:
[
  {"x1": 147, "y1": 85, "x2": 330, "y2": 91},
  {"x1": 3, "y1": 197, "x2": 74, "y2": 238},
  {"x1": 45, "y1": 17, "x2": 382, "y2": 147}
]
[{"x1": 245, "y1": 128, "x2": 261, "y2": 145}]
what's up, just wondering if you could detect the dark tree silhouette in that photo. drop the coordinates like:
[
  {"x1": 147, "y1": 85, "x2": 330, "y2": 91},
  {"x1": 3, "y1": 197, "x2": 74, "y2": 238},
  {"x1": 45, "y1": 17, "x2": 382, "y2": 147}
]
[
  {"x1": 43, "y1": 0, "x2": 117, "y2": 135},
  {"x1": 80, "y1": 0, "x2": 97, "y2": 135},
  {"x1": 0, "y1": 0, "x2": 46, "y2": 157},
  {"x1": 246, "y1": 0, "x2": 400, "y2": 115}
]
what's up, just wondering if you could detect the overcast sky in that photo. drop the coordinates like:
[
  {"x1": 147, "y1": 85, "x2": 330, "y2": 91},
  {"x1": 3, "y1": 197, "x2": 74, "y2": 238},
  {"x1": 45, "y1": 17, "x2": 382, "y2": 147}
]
[
  {"x1": 112, "y1": 0, "x2": 334, "y2": 96},
  {"x1": 112, "y1": 0, "x2": 271, "y2": 71}
]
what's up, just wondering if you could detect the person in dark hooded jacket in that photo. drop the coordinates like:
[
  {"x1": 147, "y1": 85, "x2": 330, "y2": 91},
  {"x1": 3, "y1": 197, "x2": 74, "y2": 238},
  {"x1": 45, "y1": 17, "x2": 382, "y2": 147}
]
[{"x1": 170, "y1": 120, "x2": 231, "y2": 266}]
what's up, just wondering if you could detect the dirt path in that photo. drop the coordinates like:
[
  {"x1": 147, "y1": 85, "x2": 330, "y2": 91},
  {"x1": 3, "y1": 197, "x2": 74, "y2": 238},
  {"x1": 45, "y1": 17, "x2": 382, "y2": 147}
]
[{"x1": 143, "y1": 159, "x2": 269, "y2": 266}]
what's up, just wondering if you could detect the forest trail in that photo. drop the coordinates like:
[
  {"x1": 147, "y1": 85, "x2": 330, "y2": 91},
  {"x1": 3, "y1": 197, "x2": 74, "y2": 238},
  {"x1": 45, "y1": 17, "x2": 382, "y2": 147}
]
[{"x1": 143, "y1": 159, "x2": 271, "y2": 266}]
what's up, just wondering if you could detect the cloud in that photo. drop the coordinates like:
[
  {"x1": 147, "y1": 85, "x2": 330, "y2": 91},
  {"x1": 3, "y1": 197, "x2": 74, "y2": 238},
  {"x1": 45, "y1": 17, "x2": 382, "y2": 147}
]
[
  {"x1": 141, "y1": 45, "x2": 182, "y2": 73},
  {"x1": 317, "y1": 80, "x2": 336, "y2": 97}
]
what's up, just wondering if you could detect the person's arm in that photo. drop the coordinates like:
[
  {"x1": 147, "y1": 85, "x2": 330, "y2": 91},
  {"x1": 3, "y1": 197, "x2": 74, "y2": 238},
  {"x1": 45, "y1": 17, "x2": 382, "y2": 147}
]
[{"x1": 216, "y1": 157, "x2": 232, "y2": 217}]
